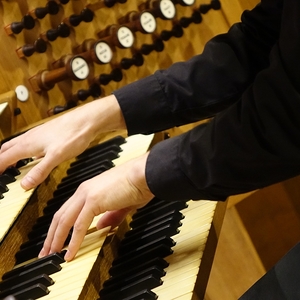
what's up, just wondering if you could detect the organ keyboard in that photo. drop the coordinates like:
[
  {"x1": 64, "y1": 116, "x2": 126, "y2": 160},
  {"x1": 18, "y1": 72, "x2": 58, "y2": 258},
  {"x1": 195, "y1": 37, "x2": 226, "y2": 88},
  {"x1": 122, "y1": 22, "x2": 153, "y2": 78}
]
[
  {"x1": 0, "y1": 132, "x2": 226, "y2": 299},
  {"x1": 0, "y1": 159, "x2": 39, "y2": 242}
]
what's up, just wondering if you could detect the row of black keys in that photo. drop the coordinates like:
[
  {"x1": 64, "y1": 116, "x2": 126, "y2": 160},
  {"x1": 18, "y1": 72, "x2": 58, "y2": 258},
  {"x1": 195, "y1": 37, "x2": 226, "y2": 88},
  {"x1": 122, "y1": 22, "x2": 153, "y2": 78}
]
[
  {"x1": 0, "y1": 159, "x2": 33, "y2": 200},
  {"x1": 0, "y1": 135, "x2": 127, "y2": 299},
  {"x1": 0, "y1": 197, "x2": 188, "y2": 299},
  {"x1": 0, "y1": 133, "x2": 189, "y2": 299},
  {"x1": 99, "y1": 198, "x2": 189, "y2": 300}
]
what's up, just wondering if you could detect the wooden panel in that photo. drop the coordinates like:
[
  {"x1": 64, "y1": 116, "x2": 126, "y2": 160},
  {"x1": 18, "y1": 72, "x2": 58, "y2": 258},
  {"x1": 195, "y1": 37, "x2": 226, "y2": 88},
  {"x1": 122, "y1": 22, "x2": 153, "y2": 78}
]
[
  {"x1": 205, "y1": 206, "x2": 265, "y2": 300},
  {"x1": 235, "y1": 176, "x2": 300, "y2": 271},
  {"x1": 220, "y1": 0, "x2": 259, "y2": 26}
]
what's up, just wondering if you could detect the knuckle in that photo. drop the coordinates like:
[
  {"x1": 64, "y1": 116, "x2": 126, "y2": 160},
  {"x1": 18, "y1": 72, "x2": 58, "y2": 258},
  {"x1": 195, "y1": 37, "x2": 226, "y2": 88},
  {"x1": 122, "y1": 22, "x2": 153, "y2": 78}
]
[{"x1": 73, "y1": 221, "x2": 85, "y2": 233}]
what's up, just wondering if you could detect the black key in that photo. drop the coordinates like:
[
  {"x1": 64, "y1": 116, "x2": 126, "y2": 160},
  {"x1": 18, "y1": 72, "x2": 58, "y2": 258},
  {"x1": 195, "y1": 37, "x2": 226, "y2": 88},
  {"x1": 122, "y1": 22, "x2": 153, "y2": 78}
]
[
  {"x1": 121, "y1": 289, "x2": 158, "y2": 300},
  {"x1": 52, "y1": 162, "x2": 109, "y2": 196},
  {"x1": 124, "y1": 213, "x2": 183, "y2": 240},
  {"x1": 62, "y1": 160, "x2": 114, "y2": 184},
  {"x1": 109, "y1": 257, "x2": 169, "y2": 277},
  {"x1": 124, "y1": 209, "x2": 184, "y2": 237},
  {"x1": 134, "y1": 198, "x2": 168, "y2": 215},
  {"x1": 0, "y1": 193, "x2": 3, "y2": 199},
  {"x1": 0, "y1": 181, "x2": 8, "y2": 193},
  {"x1": 43, "y1": 198, "x2": 69, "y2": 215},
  {"x1": 0, "y1": 260, "x2": 61, "y2": 290},
  {"x1": 0, "y1": 173, "x2": 15, "y2": 184},
  {"x1": 122, "y1": 217, "x2": 181, "y2": 243},
  {"x1": 16, "y1": 236, "x2": 69, "y2": 264},
  {"x1": 114, "y1": 236, "x2": 175, "y2": 265},
  {"x1": 136, "y1": 197, "x2": 164, "y2": 210},
  {"x1": 55, "y1": 163, "x2": 111, "y2": 193},
  {"x1": 27, "y1": 223, "x2": 51, "y2": 240},
  {"x1": 100, "y1": 274, "x2": 162, "y2": 299},
  {"x1": 118, "y1": 223, "x2": 181, "y2": 255},
  {"x1": 67, "y1": 159, "x2": 113, "y2": 176},
  {"x1": 76, "y1": 135, "x2": 125, "y2": 159},
  {"x1": 52, "y1": 180, "x2": 82, "y2": 197},
  {"x1": 9, "y1": 283, "x2": 49, "y2": 299},
  {"x1": 130, "y1": 202, "x2": 188, "y2": 227},
  {"x1": 3, "y1": 166, "x2": 21, "y2": 177},
  {"x1": 15, "y1": 240, "x2": 45, "y2": 265},
  {"x1": 131, "y1": 201, "x2": 188, "y2": 221},
  {"x1": 15, "y1": 158, "x2": 33, "y2": 168},
  {"x1": 34, "y1": 214, "x2": 55, "y2": 227},
  {"x1": 102, "y1": 266, "x2": 165, "y2": 290},
  {"x1": 20, "y1": 233, "x2": 47, "y2": 249},
  {"x1": 69, "y1": 149, "x2": 119, "y2": 169},
  {"x1": 109, "y1": 244, "x2": 173, "y2": 276},
  {"x1": 45, "y1": 192, "x2": 71, "y2": 206},
  {"x1": 0, "y1": 274, "x2": 53, "y2": 299},
  {"x1": 72, "y1": 144, "x2": 122, "y2": 165},
  {"x1": 3, "y1": 252, "x2": 65, "y2": 280}
]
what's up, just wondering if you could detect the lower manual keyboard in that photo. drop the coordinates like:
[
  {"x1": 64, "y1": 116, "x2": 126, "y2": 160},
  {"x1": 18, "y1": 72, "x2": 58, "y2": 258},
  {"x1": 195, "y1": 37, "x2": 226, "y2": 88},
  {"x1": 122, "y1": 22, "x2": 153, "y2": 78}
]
[{"x1": 100, "y1": 199, "x2": 217, "y2": 300}]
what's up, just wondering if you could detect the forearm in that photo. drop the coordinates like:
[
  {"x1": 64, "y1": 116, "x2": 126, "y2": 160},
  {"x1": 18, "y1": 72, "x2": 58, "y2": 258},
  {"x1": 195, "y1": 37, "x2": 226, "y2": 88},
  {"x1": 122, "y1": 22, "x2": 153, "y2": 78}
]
[{"x1": 77, "y1": 94, "x2": 126, "y2": 137}]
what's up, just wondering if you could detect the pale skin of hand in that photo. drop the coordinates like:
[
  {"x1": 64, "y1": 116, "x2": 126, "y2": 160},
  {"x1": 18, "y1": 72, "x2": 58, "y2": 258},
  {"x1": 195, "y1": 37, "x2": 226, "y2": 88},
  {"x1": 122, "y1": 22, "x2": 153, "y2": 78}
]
[
  {"x1": 0, "y1": 94, "x2": 155, "y2": 261},
  {"x1": 39, "y1": 152, "x2": 154, "y2": 262},
  {"x1": 0, "y1": 95, "x2": 126, "y2": 189}
]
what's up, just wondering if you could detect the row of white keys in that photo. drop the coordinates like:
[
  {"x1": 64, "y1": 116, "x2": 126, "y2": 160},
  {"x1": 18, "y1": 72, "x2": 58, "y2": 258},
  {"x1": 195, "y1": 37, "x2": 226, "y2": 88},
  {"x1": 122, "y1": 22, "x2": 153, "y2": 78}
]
[
  {"x1": 0, "y1": 159, "x2": 40, "y2": 242},
  {"x1": 152, "y1": 200, "x2": 217, "y2": 299},
  {"x1": 112, "y1": 134, "x2": 154, "y2": 166},
  {"x1": 42, "y1": 226, "x2": 111, "y2": 299}
]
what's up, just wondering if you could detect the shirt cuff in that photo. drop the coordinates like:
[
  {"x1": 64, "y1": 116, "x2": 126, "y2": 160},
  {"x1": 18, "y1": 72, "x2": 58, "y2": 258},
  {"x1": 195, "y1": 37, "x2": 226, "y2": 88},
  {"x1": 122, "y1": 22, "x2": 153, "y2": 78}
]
[{"x1": 113, "y1": 74, "x2": 176, "y2": 136}]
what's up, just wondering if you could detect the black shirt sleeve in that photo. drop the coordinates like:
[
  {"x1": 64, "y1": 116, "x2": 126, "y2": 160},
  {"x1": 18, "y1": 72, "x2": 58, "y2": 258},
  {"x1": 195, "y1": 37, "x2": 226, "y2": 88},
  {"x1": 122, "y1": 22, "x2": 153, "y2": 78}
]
[
  {"x1": 146, "y1": 0, "x2": 300, "y2": 201},
  {"x1": 114, "y1": 0, "x2": 282, "y2": 135},
  {"x1": 113, "y1": 0, "x2": 293, "y2": 201}
]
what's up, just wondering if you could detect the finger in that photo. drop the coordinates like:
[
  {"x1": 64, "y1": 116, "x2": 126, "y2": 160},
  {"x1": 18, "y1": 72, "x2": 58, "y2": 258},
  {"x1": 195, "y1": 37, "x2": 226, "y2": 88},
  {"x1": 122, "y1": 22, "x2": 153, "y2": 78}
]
[
  {"x1": 0, "y1": 143, "x2": 30, "y2": 173},
  {"x1": 20, "y1": 153, "x2": 60, "y2": 190},
  {"x1": 64, "y1": 205, "x2": 95, "y2": 261},
  {"x1": 0, "y1": 135, "x2": 20, "y2": 153},
  {"x1": 96, "y1": 208, "x2": 133, "y2": 230},
  {"x1": 39, "y1": 196, "x2": 84, "y2": 257}
]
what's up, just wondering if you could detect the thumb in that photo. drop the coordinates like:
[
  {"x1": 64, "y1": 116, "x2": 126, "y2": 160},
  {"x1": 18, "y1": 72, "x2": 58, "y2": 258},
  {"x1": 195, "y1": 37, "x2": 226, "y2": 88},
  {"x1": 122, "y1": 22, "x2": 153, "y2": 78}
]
[{"x1": 21, "y1": 156, "x2": 57, "y2": 190}]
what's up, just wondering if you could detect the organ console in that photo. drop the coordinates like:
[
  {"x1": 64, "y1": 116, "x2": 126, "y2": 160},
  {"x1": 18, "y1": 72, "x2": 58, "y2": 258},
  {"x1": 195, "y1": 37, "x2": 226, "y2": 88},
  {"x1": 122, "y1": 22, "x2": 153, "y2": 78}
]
[
  {"x1": 0, "y1": 132, "x2": 226, "y2": 299},
  {"x1": 0, "y1": 0, "x2": 231, "y2": 299}
]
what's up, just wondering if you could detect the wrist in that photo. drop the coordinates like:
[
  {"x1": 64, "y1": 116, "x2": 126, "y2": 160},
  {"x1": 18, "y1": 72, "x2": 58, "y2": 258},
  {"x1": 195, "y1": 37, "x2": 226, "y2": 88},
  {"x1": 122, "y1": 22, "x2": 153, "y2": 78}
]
[
  {"x1": 83, "y1": 94, "x2": 127, "y2": 138},
  {"x1": 127, "y1": 152, "x2": 155, "y2": 203}
]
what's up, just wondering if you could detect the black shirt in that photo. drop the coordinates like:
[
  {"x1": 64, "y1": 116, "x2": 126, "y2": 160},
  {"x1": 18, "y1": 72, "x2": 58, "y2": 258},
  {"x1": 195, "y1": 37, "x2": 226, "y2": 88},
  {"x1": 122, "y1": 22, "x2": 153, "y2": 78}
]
[{"x1": 114, "y1": 0, "x2": 300, "y2": 201}]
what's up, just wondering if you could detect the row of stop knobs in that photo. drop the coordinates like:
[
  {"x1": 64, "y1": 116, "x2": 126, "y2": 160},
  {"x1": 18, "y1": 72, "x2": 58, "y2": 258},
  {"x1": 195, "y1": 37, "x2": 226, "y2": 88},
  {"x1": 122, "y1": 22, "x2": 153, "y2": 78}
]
[
  {"x1": 6, "y1": 0, "x2": 220, "y2": 58},
  {"x1": 28, "y1": 0, "x2": 220, "y2": 96}
]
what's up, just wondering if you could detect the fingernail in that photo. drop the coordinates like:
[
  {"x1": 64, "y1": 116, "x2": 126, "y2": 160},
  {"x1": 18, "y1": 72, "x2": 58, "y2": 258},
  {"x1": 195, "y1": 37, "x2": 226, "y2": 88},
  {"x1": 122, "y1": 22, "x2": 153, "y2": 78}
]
[
  {"x1": 65, "y1": 250, "x2": 72, "y2": 262},
  {"x1": 38, "y1": 248, "x2": 45, "y2": 258},
  {"x1": 21, "y1": 176, "x2": 35, "y2": 190}
]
